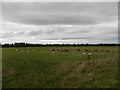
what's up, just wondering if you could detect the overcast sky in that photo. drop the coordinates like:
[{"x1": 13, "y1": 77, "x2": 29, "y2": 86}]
[{"x1": 1, "y1": 2, "x2": 118, "y2": 44}]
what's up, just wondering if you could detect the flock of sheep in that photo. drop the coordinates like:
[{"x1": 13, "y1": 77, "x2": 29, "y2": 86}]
[
  {"x1": 51, "y1": 48, "x2": 69, "y2": 53},
  {"x1": 50, "y1": 48, "x2": 111, "y2": 61},
  {"x1": 14, "y1": 48, "x2": 112, "y2": 61},
  {"x1": 51, "y1": 48, "x2": 109, "y2": 54},
  {"x1": 15, "y1": 48, "x2": 110, "y2": 57},
  {"x1": 15, "y1": 49, "x2": 30, "y2": 52}
]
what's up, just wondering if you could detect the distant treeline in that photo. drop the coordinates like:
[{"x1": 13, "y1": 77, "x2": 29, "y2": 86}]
[{"x1": 1, "y1": 42, "x2": 119, "y2": 47}]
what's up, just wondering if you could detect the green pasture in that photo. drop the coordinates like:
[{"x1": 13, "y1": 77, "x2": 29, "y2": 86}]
[{"x1": 2, "y1": 46, "x2": 118, "y2": 88}]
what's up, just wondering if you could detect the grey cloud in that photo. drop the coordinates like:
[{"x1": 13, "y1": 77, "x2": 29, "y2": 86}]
[
  {"x1": 44, "y1": 37, "x2": 93, "y2": 40},
  {"x1": 43, "y1": 36, "x2": 117, "y2": 41},
  {"x1": 27, "y1": 28, "x2": 65, "y2": 36},
  {"x1": 61, "y1": 37, "x2": 92, "y2": 40},
  {"x1": 3, "y1": 15, "x2": 100, "y2": 25},
  {"x1": 45, "y1": 29, "x2": 57, "y2": 34},
  {"x1": 79, "y1": 29, "x2": 90, "y2": 33},
  {"x1": 27, "y1": 30, "x2": 43, "y2": 36},
  {"x1": 17, "y1": 31, "x2": 25, "y2": 35},
  {"x1": 2, "y1": 2, "x2": 117, "y2": 25},
  {"x1": 67, "y1": 29, "x2": 91, "y2": 34},
  {"x1": 2, "y1": 31, "x2": 25, "y2": 38},
  {"x1": 45, "y1": 27, "x2": 65, "y2": 34},
  {"x1": 1, "y1": 2, "x2": 118, "y2": 44},
  {"x1": 2, "y1": 32, "x2": 14, "y2": 38}
]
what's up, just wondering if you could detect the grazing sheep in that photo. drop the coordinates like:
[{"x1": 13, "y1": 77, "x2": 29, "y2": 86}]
[
  {"x1": 51, "y1": 49, "x2": 55, "y2": 52},
  {"x1": 88, "y1": 53, "x2": 92, "y2": 60},
  {"x1": 16, "y1": 49, "x2": 18, "y2": 52},
  {"x1": 52, "y1": 51, "x2": 54, "y2": 53},
  {"x1": 106, "y1": 50, "x2": 109, "y2": 52},
  {"x1": 59, "y1": 49, "x2": 69, "y2": 52},
  {"x1": 53, "y1": 50, "x2": 58, "y2": 53},
  {"x1": 88, "y1": 53, "x2": 92, "y2": 56},
  {"x1": 82, "y1": 53, "x2": 86, "y2": 55},
  {"x1": 95, "y1": 50, "x2": 98, "y2": 52},
  {"x1": 85, "y1": 50, "x2": 88, "y2": 52},
  {"x1": 52, "y1": 50, "x2": 56, "y2": 53},
  {"x1": 76, "y1": 49, "x2": 80, "y2": 51},
  {"x1": 27, "y1": 50, "x2": 30, "y2": 52},
  {"x1": 21, "y1": 50, "x2": 23, "y2": 52},
  {"x1": 64, "y1": 49, "x2": 69, "y2": 52},
  {"x1": 51, "y1": 49, "x2": 57, "y2": 53},
  {"x1": 56, "y1": 50, "x2": 59, "y2": 52},
  {"x1": 51, "y1": 48, "x2": 69, "y2": 53}
]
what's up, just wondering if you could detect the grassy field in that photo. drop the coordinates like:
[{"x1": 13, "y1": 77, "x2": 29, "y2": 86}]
[{"x1": 2, "y1": 46, "x2": 118, "y2": 88}]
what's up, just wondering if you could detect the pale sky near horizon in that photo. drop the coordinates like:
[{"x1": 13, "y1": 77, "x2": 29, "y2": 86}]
[{"x1": 1, "y1": 2, "x2": 118, "y2": 44}]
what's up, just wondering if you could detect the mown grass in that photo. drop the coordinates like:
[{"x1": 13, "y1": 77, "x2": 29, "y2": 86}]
[{"x1": 2, "y1": 46, "x2": 118, "y2": 88}]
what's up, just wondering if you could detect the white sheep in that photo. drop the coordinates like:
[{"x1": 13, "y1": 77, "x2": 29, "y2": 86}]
[
  {"x1": 27, "y1": 50, "x2": 30, "y2": 52},
  {"x1": 82, "y1": 53, "x2": 86, "y2": 55},
  {"x1": 16, "y1": 49, "x2": 18, "y2": 52},
  {"x1": 88, "y1": 53, "x2": 92, "y2": 56}
]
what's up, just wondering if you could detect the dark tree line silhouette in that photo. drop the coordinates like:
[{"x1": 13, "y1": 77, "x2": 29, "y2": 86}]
[{"x1": 1, "y1": 42, "x2": 119, "y2": 47}]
